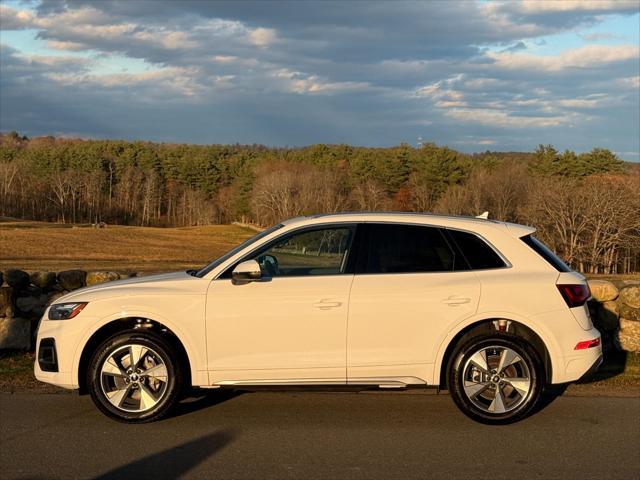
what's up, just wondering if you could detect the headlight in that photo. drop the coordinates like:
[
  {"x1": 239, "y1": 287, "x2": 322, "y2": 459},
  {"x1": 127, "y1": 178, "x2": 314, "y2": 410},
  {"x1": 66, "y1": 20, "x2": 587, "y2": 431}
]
[{"x1": 48, "y1": 302, "x2": 88, "y2": 320}]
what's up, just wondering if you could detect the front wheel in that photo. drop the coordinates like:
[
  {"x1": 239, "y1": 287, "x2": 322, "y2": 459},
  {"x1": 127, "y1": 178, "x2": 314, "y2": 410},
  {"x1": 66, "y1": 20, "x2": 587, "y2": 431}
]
[
  {"x1": 87, "y1": 332, "x2": 182, "y2": 423},
  {"x1": 448, "y1": 335, "x2": 543, "y2": 425}
]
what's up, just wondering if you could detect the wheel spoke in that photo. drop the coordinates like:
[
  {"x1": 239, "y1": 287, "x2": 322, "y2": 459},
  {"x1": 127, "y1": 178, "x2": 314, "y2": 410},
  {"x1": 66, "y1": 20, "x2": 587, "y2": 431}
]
[
  {"x1": 106, "y1": 384, "x2": 132, "y2": 408},
  {"x1": 504, "y1": 377, "x2": 530, "y2": 397},
  {"x1": 488, "y1": 386, "x2": 506, "y2": 414},
  {"x1": 469, "y1": 350, "x2": 490, "y2": 373},
  {"x1": 139, "y1": 383, "x2": 159, "y2": 410},
  {"x1": 143, "y1": 363, "x2": 168, "y2": 381},
  {"x1": 129, "y1": 345, "x2": 148, "y2": 369},
  {"x1": 463, "y1": 380, "x2": 491, "y2": 399},
  {"x1": 102, "y1": 358, "x2": 126, "y2": 378},
  {"x1": 497, "y1": 348, "x2": 521, "y2": 374}
]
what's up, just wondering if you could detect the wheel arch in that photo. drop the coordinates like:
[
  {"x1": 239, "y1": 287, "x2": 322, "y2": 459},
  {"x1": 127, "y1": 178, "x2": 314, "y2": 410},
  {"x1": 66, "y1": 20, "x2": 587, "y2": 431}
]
[
  {"x1": 435, "y1": 317, "x2": 553, "y2": 388},
  {"x1": 76, "y1": 317, "x2": 193, "y2": 394}
]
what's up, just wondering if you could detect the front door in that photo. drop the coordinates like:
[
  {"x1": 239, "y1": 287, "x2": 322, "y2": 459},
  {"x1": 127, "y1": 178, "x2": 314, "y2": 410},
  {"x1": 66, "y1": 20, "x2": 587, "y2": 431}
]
[
  {"x1": 206, "y1": 225, "x2": 356, "y2": 385},
  {"x1": 347, "y1": 223, "x2": 480, "y2": 384}
]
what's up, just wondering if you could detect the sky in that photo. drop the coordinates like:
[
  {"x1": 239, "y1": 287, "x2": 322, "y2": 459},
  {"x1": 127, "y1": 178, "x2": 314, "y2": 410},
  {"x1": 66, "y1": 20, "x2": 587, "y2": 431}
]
[{"x1": 0, "y1": 0, "x2": 639, "y2": 159}]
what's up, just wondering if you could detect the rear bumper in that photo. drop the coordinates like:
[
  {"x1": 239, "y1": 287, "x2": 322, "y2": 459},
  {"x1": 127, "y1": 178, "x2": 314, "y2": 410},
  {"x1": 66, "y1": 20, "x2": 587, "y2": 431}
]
[
  {"x1": 552, "y1": 327, "x2": 602, "y2": 384},
  {"x1": 579, "y1": 352, "x2": 604, "y2": 380}
]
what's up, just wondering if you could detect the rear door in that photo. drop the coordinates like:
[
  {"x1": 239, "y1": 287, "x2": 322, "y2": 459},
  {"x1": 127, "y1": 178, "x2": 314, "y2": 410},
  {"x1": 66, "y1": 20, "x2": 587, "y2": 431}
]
[{"x1": 347, "y1": 223, "x2": 481, "y2": 384}]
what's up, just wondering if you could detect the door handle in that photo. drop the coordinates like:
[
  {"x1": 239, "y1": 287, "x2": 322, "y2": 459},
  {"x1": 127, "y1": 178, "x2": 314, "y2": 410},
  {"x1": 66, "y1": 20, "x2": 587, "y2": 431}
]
[
  {"x1": 313, "y1": 300, "x2": 342, "y2": 310},
  {"x1": 442, "y1": 296, "x2": 471, "y2": 306}
]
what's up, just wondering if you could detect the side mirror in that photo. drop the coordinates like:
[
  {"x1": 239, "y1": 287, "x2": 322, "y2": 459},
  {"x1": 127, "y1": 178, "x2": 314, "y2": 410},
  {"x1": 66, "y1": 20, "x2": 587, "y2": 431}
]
[{"x1": 232, "y1": 260, "x2": 262, "y2": 284}]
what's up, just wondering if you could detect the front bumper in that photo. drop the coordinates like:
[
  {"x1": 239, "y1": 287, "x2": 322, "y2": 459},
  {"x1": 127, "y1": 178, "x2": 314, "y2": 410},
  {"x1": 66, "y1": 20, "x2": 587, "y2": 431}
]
[{"x1": 33, "y1": 314, "x2": 98, "y2": 390}]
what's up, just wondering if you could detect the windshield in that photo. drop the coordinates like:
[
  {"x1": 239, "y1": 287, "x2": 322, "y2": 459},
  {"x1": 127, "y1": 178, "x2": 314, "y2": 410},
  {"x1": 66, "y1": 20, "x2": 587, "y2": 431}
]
[{"x1": 196, "y1": 224, "x2": 284, "y2": 277}]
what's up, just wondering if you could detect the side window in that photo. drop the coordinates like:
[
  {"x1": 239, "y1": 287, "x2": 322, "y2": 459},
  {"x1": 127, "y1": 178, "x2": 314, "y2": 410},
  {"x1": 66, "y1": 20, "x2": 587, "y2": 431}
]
[
  {"x1": 521, "y1": 235, "x2": 570, "y2": 272},
  {"x1": 251, "y1": 227, "x2": 354, "y2": 277},
  {"x1": 359, "y1": 224, "x2": 456, "y2": 274},
  {"x1": 447, "y1": 229, "x2": 507, "y2": 270}
]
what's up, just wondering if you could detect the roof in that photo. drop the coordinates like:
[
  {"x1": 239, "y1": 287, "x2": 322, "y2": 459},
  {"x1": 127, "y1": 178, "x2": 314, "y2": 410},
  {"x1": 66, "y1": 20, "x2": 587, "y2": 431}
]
[{"x1": 281, "y1": 211, "x2": 536, "y2": 237}]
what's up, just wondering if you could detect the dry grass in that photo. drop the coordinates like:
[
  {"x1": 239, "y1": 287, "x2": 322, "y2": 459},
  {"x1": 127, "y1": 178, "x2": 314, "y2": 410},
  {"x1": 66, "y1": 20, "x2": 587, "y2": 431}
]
[{"x1": 0, "y1": 220, "x2": 255, "y2": 273}]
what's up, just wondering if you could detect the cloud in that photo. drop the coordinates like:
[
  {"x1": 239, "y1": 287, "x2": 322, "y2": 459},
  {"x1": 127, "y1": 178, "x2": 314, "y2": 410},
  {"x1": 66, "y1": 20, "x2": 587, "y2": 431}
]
[
  {"x1": 515, "y1": 0, "x2": 639, "y2": 14},
  {"x1": 0, "y1": 0, "x2": 638, "y2": 158},
  {"x1": 248, "y1": 27, "x2": 277, "y2": 47},
  {"x1": 486, "y1": 44, "x2": 640, "y2": 72}
]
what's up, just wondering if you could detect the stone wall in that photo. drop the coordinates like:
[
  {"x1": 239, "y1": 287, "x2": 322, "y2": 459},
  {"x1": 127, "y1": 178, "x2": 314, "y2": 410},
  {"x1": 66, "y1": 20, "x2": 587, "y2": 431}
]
[
  {"x1": 588, "y1": 279, "x2": 640, "y2": 352},
  {"x1": 1, "y1": 268, "x2": 639, "y2": 352},
  {"x1": 0, "y1": 269, "x2": 133, "y2": 350}
]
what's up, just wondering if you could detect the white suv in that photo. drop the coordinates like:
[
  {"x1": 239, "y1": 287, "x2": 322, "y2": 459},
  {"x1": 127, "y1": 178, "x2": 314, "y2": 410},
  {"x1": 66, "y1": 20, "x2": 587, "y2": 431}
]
[{"x1": 35, "y1": 213, "x2": 602, "y2": 424}]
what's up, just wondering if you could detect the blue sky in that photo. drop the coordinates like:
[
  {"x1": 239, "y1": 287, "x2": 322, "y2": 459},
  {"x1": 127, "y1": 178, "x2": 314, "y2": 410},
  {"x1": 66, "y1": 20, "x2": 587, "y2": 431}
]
[{"x1": 1, "y1": 0, "x2": 639, "y2": 159}]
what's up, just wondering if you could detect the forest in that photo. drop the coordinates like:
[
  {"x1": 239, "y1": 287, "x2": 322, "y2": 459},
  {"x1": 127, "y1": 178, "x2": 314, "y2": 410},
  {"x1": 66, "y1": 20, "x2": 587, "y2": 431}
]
[{"x1": 0, "y1": 131, "x2": 638, "y2": 274}]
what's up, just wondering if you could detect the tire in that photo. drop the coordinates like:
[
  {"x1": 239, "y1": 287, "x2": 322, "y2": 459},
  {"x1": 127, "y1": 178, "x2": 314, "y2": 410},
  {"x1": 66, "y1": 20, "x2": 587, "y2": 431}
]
[
  {"x1": 448, "y1": 334, "x2": 543, "y2": 425},
  {"x1": 87, "y1": 332, "x2": 182, "y2": 423}
]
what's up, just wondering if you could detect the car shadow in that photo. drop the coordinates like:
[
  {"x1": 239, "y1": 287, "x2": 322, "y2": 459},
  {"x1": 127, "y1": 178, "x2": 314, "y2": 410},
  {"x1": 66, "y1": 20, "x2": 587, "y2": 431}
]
[
  {"x1": 530, "y1": 348, "x2": 629, "y2": 416},
  {"x1": 94, "y1": 430, "x2": 235, "y2": 480},
  {"x1": 170, "y1": 389, "x2": 245, "y2": 418}
]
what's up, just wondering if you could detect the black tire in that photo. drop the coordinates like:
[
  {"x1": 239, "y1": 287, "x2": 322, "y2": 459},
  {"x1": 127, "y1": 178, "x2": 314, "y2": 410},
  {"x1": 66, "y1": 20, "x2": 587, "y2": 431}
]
[
  {"x1": 448, "y1": 334, "x2": 543, "y2": 425},
  {"x1": 87, "y1": 332, "x2": 182, "y2": 423}
]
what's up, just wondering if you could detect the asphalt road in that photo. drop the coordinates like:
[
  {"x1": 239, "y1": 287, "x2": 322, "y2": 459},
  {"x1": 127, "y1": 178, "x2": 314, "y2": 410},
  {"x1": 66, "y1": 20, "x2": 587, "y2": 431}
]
[{"x1": 1, "y1": 391, "x2": 639, "y2": 480}]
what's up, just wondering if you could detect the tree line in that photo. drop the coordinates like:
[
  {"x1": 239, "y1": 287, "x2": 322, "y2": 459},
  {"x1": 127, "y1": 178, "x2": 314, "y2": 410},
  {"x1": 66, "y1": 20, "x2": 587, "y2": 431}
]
[{"x1": 0, "y1": 131, "x2": 638, "y2": 274}]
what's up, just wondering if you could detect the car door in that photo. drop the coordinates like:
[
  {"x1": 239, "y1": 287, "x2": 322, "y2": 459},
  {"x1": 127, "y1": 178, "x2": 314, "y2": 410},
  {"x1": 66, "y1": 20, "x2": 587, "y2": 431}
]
[
  {"x1": 347, "y1": 223, "x2": 480, "y2": 385},
  {"x1": 206, "y1": 224, "x2": 356, "y2": 385}
]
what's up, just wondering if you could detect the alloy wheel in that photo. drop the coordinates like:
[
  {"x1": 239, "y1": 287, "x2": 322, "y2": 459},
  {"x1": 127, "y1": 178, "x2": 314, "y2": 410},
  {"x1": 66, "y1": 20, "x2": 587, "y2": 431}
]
[
  {"x1": 461, "y1": 345, "x2": 532, "y2": 415},
  {"x1": 100, "y1": 344, "x2": 169, "y2": 413}
]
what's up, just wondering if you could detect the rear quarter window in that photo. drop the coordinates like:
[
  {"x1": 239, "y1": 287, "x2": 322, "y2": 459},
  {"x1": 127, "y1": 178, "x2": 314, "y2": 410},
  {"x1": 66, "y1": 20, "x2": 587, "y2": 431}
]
[
  {"x1": 521, "y1": 235, "x2": 571, "y2": 272},
  {"x1": 447, "y1": 229, "x2": 507, "y2": 270}
]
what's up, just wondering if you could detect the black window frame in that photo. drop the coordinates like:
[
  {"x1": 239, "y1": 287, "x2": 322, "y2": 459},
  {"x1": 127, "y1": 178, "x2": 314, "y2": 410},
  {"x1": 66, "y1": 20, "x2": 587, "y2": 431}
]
[
  {"x1": 354, "y1": 222, "x2": 464, "y2": 275},
  {"x1": 521, "y1": 235, "x2": 571, "y2": 272},
  {"x1": 217, "y1": 223, "x2": 361, "y2": 279},
  {"x1": 443, "y1": 228, "x2": 509, "y2": 271}
]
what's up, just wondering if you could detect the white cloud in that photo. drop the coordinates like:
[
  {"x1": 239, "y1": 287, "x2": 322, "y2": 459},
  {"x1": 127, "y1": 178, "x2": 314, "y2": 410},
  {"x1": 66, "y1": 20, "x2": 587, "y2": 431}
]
[
  {"x1": 445, "y1": 108, "x2": 566, "y2": 128},
  {"x1": 47, "y1": 66, "x2": 205, "y2": 97},
  {"x1": 0, "y1": 5, "x2": 35, "y2": 29},
  {"x1": 517, "y1": 0, "x2": 639, "y2": 13},
  {"x1": 133, "y1": 30, "x2": 199, "y2": 50},
  {"x1": 486, "y1": 44, "x2": 640, "y2": 72},
  {"x1": 46, "y1": 40, "x2": 88, "y2": 51},
  {"x1": 249, "y1": 27, "x2": 277, "y2": 47},
  {"x1": 272, "y1": 68, "x2": 370, "y2": 94}
]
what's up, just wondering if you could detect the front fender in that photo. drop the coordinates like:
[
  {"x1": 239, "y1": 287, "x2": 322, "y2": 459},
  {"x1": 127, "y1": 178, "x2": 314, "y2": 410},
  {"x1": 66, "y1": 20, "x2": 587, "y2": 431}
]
[{"x1": 71, "y1": 308, "x2": 207, "y2": 389}]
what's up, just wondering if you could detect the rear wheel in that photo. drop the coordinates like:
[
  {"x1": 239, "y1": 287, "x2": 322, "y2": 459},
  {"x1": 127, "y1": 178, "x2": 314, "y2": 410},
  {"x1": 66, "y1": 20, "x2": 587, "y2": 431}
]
[
  {"x1": 448, "y1": 335, "x2": 543, "y2": 424},
  {"x1": 87, "y1": 332, "x2": 182, "y2": 423}
]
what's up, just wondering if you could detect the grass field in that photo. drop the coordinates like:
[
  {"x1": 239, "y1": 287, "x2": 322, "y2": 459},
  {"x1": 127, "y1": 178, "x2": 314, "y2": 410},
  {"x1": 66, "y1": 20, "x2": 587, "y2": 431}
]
[{"x1": 0, "y1": 219, "x2": 255, "y2": 273}]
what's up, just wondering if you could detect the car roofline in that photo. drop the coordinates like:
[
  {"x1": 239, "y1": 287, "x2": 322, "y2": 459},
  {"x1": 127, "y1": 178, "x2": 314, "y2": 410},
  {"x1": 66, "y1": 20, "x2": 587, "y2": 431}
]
[{"x1": 280, "y1": 212, "x2": 536, "y2": 237}]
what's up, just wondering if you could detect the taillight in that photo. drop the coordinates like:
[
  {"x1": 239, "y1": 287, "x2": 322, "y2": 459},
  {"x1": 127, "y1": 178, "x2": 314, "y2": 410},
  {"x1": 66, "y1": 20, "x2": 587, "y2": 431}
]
[{"x1": 557, "y1": 284, "x2": 591, "y2": 308}]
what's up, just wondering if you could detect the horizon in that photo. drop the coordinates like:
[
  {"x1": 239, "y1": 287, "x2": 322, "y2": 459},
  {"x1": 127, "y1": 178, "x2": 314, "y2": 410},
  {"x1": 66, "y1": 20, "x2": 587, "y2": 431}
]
[
  {"x1": 4, "y1": 130, "x2": 640, "y2": 163},
  {"x1": 1, "y1": 0, "x2": 639, "y2": 159}
]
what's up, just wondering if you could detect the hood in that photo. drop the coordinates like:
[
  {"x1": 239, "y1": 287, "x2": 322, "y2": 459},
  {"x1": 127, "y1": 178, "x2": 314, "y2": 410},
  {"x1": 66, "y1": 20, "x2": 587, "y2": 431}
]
[{"x1": 55, "y1": 271, "x2": 205, "y2": 303}]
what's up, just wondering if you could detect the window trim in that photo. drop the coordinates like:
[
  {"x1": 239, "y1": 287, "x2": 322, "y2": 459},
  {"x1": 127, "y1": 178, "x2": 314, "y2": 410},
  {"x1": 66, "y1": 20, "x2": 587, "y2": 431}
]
[{"x1": 216, "y1": 222, "x2": 360, "y2": 280}]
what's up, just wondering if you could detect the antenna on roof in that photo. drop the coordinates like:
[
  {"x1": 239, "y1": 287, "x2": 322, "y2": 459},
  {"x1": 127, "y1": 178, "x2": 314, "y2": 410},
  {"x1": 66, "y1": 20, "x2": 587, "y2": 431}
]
[{"x1": 476, "y1": 211, "x2": 489, "y2": 219}]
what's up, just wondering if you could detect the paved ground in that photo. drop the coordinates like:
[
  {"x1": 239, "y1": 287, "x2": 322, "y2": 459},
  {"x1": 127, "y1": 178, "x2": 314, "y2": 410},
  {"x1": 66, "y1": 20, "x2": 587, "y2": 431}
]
[{"x1": 1, "y1": 391, "x2": 639, "y2": 480}]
